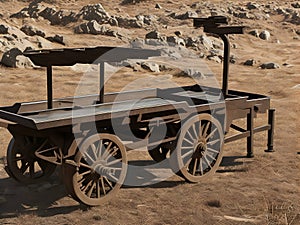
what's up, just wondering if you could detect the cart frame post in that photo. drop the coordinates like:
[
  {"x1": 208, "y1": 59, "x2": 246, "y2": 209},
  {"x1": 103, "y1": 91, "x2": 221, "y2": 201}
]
[
  {"x1": 99, "y1": 62, "x2": 105, "y2": 104},
  {"x1": 47, "y1": 65, "x2": 53, "y2": 109},
  {"x1": 265, "y1": 108, "x2": 275, "y2": 152},
  {"x1": 247, "y1": 107, "x2": 254, "y2": 158}
]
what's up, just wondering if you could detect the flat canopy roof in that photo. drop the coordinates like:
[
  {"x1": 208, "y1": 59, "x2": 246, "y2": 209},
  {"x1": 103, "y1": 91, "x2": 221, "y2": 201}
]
[{"x1": 23, "y1": 46, "x2": 161, "y2": 67}]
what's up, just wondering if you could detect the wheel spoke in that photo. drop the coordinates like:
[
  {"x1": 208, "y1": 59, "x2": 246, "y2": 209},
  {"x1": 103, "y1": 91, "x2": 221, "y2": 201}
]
[
  {"x1": 83, "y1": 151, "x2": 95, "y2": 164},
  {"x1": 20, "y1": 162, "x2": 30, "y2": 174},
  {"x1": 107, "y1": 173, "x2": 119, "y2": 183},
  {"x1": 13, "y1": 156, "x2": 25, "y2": 162},
  {"x1": 199, "y1": 158, "x2": 203, "y2": 175},
  {"x1": 97, "y1": 180, "x2": 101, "y2": 198},
  {"x1": 100, "y1": 177, "x2": 106, "y2": 195},
  {"x1": 182, "y1": 150, "x2": 194, "y2": 159},
  {"x1": 186, "y1": 129, "x2": 195, "y2": 142},
  {"x1": 205, "y1": 127, "x2": 218, "y2": 141},
  {"x1": 82, "y1": 179, "x2": 93, "y2": 193},
  {"x1": 104, "y1": 147, "x2": 120, "y2": 162},
  {"x1": 203, "y1": 121, "x2": 211, "y2": 138},
  {"x1": 203, "y1": 155, "x2": 212, "y2": 169},
  {"x1": 183, "y1": 137, "x2": 194, "y2": 146},
  {"x1": 103, "y1": 177, "x2": 114, "y2": 189},
  {"x1": 206, "y1": 152, "x2": 217, "y2": 162},
  {"x1": 192, "y1": 123, "x2": 198, "y2": 140},
  {"x1": 87, "y1": 180, "x2": 96, "y2": 197},
  {"x1": 101, "y1": 142, "x2": 113, "y2": 160},
  {"x1": 207, "y1": 147, "x2": 220, "y2": 154},
  {"x1": 207, "y1": 139, "x2": 220, "y2": 146},
  {"x1": 106, "y1": 158, "x2": 122, "y2": 166},
  {"x1": 80, "y1": 162, "x2": 93, "y2": 170},
  {"x1": 198, "y1": 120, "x2": 202, "y2": 138},
  {"x1": 90, "y1": 144, "x2": 98, "y2": 161}
]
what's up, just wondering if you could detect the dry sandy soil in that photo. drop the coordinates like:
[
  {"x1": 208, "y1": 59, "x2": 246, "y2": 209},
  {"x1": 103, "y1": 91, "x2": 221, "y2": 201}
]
[{"x1": 0, "y1": 0, "x2": 299, "y2": 224}]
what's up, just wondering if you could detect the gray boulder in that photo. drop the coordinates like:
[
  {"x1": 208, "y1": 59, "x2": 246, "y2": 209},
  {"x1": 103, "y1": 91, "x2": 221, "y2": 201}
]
[
  {"x1": 1, "y1": 48, "x2": 23, "y2": 67},
  {"x1": 199, "y1": 35, "x2": 213, "y2": 50},
  {"x1": 116, "y1": 16, "x2": 144, "y2": 28},
  {"x1": 174, "y1": 11, "x2": 198, "y2": 20},
  {"x1": 259, "y1": 30, "x2": 271, "y2": 40},
  {"x1": 20, "y1": 25, "x2": 45, "y2": 37},
  {"x1": 260, "y1": 62, "x2": 280, "y2": 69}
]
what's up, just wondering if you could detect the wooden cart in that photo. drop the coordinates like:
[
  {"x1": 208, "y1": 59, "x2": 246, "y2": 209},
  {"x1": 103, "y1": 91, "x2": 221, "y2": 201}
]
[{"x1": 0, "y1": 16, "x2": 275, "y2": 206}]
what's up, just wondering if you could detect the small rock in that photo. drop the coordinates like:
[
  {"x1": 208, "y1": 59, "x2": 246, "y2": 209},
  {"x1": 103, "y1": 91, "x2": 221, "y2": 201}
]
[
  {"x1": 207, "y1": 55, "x2": 222, "y2": 63},
  {"x1": 130, "y1": 38, "x2": 145, "y2": 48},
  {"x1": 182, "y1": 68, "x2": 205, "y2": 78},
  {"x1": 175, "y1": 11, "x2": 198, "y2": 20},
  {"x1": 16, "y1": 55, "x2": 34, "y2": 68},
  {"x1": 1, "y1": 48, "x2": 23, "y2": 68},
  {"x1": 244, "y1": 59, "x2": 256, "y2": 66},
  {"x1": 155, "y1": 4, "x2": 162, "y2": 9},
  {"x1": 166, "y1": 36, "x2": 185, "y2": 46},
  {"x1": 259, "y1": 30, "x2": 271, "y2": 40},
  {"x1": 247, "y1": 2, "x2": 260, "y2": 10},
  {"x1": 174, "y1": 31, "x2": 182, "y2": 37},
  {"x1": 145, "y1": 39, "x2": 168, "y2": 46},
  {"x1": 199, "y1": 35, "x2": 213, "y2": 50},
  {"x1": 292, "y1": 2, "x2": 300, "y2": 8},
  {"x1": 230, "y1": 55, "x2": 237, "y2": 64},
  {"x1": 291, "y1": 84, "x2": 300, "y2": 89},
  {"x1": 145, "y1": 30, "x2": 161, "y2": 39},
  {"x1": 0, "y1": 24, "x2": 9, "y2": 34},
  {"x1": 46, "y1": 35, "x2": 65, "y2": 45},
  {"x1": 260, "y1": 62, "x2": 280, "y2": 69},
  {"x1": 20, "y1": 25, "x2": 45, "y2": 37},
  {"x1": 108, "y1": 16, "x2": 119, "y2": 26},
  {"x1": 249, "y1": 29, "x2": 260, "y2": 37},
  {"x1": 141, "y1": 62, "x2": 160, "y2": 72}
]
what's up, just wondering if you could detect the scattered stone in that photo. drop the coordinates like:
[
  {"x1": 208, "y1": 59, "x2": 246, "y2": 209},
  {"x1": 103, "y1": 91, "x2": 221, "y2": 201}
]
[
  {"x1": 174, "y1": 11, "x2": 198, "y2": 20},
  {"x1": 247, "y1": 2, "x2": 260, "y2": 10},
  {"x1": 46, "y1": 35, "x2": 65, "y2": 45},
  {"x1": 141, "y1": 62, "x2": 160, "y2": 72},
  {"x1": 74, "y1": 21, "x2": 124, "y2": 38},
  {"x1": 16, "y1": 55, "x2": 34, "y2": 68},
  {"x1": 116, "y1": 16, "x2": 144, "y2": 28},
  {"x1": 145, "y1": 39, "x2": 168, "y2": 46},
  {"x1": 292, "y1": 2, "x2": 300, "y2": 8},
  {"x1": 260, "y1": 62, "x2": 280, "y2": 69},
  {"x1": 155, "y1": 4, "x2": 162, "y2": 9},
  {"x1": 0, "y1": 24, "x2": 9, "y2": 34},
  {"x1": 249, "y1": 29, "x2": 260, "y2": 37},
  {"x1": 1, "y1": 48, "x2": 23, "y2": 67},
  {"x1": 78, "y1": 4, "x2": 110, "y2": 23},
  {"x1": 145, "y1": 30, "x2": 161, "y2": 39},
  {"x1": 108, "y1": 17, "x2": 119, "y2": 26},
  {"x1": 230, "y1": 55, "x2": 237, "y2": 64},
  {"x1": 259, "y1": 30, "x2": 271, "y2": 40},
  {"x1": 207, "y1": 55, "x2": 222, "y2": 63},
  {"x1": 199, "y1": 35, "x2": 213, "y2": 50},
  {"x1": 20, "y1": 25, "x2": 45, "y2": 37},
  {"x1": 244, "y1": 59, "x2": 256, "y2": 66},
  {"x1": 166, "y1": 36, "x2": 185, "y2": 46},
  {"x1": 181, "y1": 68, "x2": 205, "y2": 78},
  {"x1": 174, "y1": 31, "x2": 182, "y2": 37},
  {"x1": 291, "y1": 84, "x2": 300, "y2": 89},
  {"x1": 296, "y1": 30, "x2": 300, "y2": 35},
  {"x1": 130, "y1": 38, "x2": 145, "y2": 48}
]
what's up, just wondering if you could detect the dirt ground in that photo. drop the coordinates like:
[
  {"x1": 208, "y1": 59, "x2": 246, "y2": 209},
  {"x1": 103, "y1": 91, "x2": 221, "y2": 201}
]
[{"x1": 0, "y1": 0, "x2": 299, "y2": 224}]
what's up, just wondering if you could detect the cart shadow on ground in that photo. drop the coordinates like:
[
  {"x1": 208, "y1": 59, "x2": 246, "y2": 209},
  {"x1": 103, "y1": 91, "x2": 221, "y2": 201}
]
[{"x1": 0, "y1": 156, "x2": 249, "y2": 219}]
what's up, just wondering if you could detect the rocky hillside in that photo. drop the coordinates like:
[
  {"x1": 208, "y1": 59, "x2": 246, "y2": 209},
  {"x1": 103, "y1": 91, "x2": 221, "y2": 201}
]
[{"x1": 0, "y1": 0, "x2": 299, "y2": 69}]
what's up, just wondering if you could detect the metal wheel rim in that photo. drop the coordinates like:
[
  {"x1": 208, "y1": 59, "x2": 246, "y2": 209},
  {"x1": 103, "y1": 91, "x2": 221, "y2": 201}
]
[
  {"x1": 171, "y1": 114, "x2": 224, "y2": 183},
  {"x1": 65, "y1": 133, "x2": 127, "y2": 206}
]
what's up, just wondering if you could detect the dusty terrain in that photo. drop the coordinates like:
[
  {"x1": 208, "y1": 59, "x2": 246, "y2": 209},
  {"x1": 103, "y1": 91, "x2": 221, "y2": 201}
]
[{"x1": 0, "y1": 0, "x2": 299, "y2": 224}]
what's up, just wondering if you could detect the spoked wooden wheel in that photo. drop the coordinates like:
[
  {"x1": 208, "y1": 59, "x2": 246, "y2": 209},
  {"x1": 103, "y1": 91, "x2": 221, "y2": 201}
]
[
  {"x1": 6, "y1": 137, "x2": 57, "y2": 184},
  {"x1": 63, "y1": 133, "x2": 127, "y2": 206},
  {"x1": 171, "y1": 114, "x2": 224, "y2": 183}
]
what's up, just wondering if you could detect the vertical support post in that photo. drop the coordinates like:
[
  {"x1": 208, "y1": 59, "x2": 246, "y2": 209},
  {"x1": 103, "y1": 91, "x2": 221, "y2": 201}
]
[
  {"x1": 247, "y1": 108, "x2": 254, "y2": 158},
  {"x1": 99, "y1": 62, "x2": 105, "y2": 103},
  {"x1": 265, "y1": 108, "x2": 275, "y2": 152},
  {"x1": 220, "y1": 34, "x2": 230, "y2": 98},
  {"x1": 47, "y1": 65, "x2": 53, "y2": 109}
]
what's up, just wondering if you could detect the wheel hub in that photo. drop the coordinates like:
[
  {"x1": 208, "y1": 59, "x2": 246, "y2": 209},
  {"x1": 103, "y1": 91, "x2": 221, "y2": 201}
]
[{"x1": 193, "y1": 141, "x2": 207, "y2": 159}]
